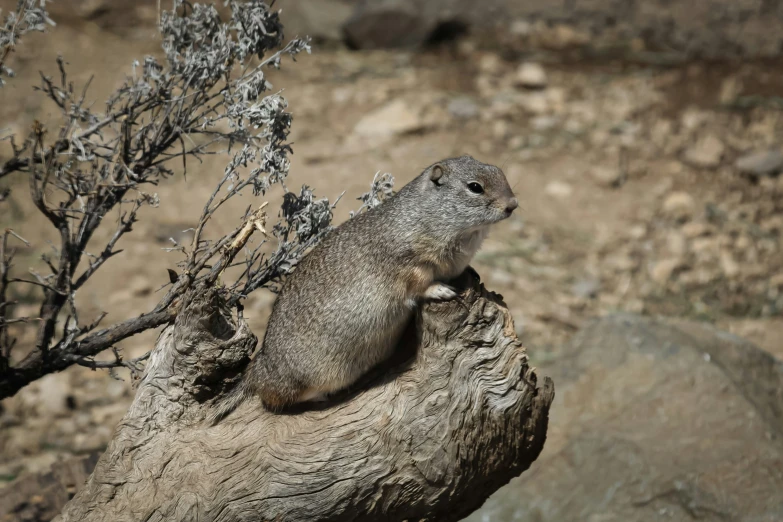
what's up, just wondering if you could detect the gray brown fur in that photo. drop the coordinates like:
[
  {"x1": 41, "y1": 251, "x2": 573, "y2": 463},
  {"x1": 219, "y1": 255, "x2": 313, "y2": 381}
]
[{"x1": 210, "y1": 156, "x2": 517, "y2": 422}]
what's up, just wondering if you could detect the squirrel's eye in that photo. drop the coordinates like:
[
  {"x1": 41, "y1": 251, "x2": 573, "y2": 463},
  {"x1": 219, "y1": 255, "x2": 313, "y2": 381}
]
[{"x1": 467, "y1": 182, "x2": 484, "y2": 194}]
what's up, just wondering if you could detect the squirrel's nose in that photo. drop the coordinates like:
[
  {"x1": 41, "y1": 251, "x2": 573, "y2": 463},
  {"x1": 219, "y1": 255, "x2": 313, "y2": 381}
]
[{"x1": 505, "y1": 197, "x2": 519, "y2": 214}]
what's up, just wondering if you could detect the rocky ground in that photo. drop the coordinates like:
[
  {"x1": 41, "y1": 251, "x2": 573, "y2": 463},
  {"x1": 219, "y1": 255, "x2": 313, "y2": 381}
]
[{"x1": 1, "y1": 2, "x2": 783, "y2": 509}]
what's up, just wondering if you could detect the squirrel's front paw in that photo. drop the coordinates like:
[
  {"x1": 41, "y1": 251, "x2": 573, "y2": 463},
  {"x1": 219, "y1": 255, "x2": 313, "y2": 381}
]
[{"x1": 424, "y1": 283, "x2": 458, "y2": 301}]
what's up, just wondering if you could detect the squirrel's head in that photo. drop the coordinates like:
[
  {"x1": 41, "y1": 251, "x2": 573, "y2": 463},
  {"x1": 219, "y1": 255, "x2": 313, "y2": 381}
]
[{"x1": 421, "y1": 155, "x2": 518, "y2": 230}]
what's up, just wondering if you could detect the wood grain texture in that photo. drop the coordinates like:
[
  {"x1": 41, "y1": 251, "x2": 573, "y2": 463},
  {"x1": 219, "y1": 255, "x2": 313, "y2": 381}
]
[{"x1": 56, "y1": 269, "x2": 554, "y2": 522}]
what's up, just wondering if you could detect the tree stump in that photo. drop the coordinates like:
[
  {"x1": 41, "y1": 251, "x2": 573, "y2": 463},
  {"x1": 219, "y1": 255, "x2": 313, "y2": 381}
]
[{"x1": 55, "y1": 269, "x2": 554, "y2": 522}]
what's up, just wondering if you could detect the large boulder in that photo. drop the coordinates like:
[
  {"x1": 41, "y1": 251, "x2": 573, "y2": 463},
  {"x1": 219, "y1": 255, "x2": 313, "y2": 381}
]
[
  {"x1": 278, "y1": 0, "x2": 355, "y2": 43},
  {"x1": 342, "y1": 0, "x2": 436, "y2": 49},
  {"x1": 467, "y1": 314, "x2": 783, "y2": 522},
  {"x1": 340, "y1": 0, "x2": 783, "y2": 58}
]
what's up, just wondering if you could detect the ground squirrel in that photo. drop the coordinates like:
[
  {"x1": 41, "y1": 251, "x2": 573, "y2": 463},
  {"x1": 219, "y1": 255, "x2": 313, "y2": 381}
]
[{"x1": 211, "y1": 155, "x2": 517, "y2": 422}]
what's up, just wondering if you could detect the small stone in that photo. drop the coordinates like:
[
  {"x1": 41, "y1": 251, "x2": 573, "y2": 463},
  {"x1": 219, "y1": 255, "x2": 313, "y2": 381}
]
[
  {"x1": 628, "y1": 225, "x2": 647, "y2": 239},
  {"x1": 590, "y1": 165, "x2": 623, "y2": 188},
  {"x1": 761, "y1": 215, "x2": 783, "y2": 234},
  {"x1": 667, "y1": 161, "x2": 685, "y2": 176},
  {"x1": 514, "y1": 62, "x2": 547, "y2": 89},
  {"x1": 691, "y1": 237, "x2": 719, "y2": 257},
  {"x1": 684, "y1": 134, "x2": 725, "y2": 168},
  {"x1": 681, "y1": 108, "x2": 709, "y2": 131},
  {"x1": 519, "y1": 92, "x2": 550, "y2": 114},
  {"x1": 541, "y1": 24, "x2": 590, "y2": 49},
  {"x1": 735, "y1": 149, "x2": 783, "y2": 177},
  {"x1": 129, "y1": 275, "x2": 153, "y2": 297},
  {"x1": 531, "y1": 116, "x2": 558, "y2": 131},
  {"x1": 546, "y1": 87, "x2": 567, "y2": 113},
  {"x1": 735, "y1": 234, "x2": 753, "y2": 250},
  {"x1": 630, "y1": 38, "x2": 646, "y2": 52},
  {"x1": 447, "y1": 96, "x2": 479, "y2": 120},
  {"x1": 564, "y1": 118, "x2": 584, "y2": 134},
  {"x1": 770, "y1": 272, "x2": 783, "y2": 288},
  {"x1": 662, "y1": 191, "x2": 696, "y2": 221},
  {"x1": 650, "y1": 120, "x2": 673, "y2": 149},
  {"x1": 651, "y1": 258, "x2": 683, "y2": 284},
  {"x1": 353, "y1": 99, "x2": 425, "y2": 139},
  {"x1": 509, "y1": 19, "x2": 532, "y2": 37},
  {"x1": 489, "y1": 270, "x2": 514, "y2": 286},
  {"x1": 331, "y1": 86, "x2": 353, "y2": 104},
  {"x1": 478, "y1": 53, "x2": 503, "y2": 75},
  {"x1": 719, "y1": 76, "x2": 743, "y2": 105},
  {"x1": 492, "y1": 120, "x2": 510, "y2": 139},
  {"x1": 682, "y1": 222, "x2": 710, "y2": 238},
  {"x1": 509, "y1": 135, "x2": 526, "y2": 149},
  {"x1": 720, "y1": 250, "x2": 740, "y2": 278},
  {"x1": 667, "y1": 231, "x2": 688, "y2": 257},
  {"x1": 545, "y1": 180, "x2": 573, "y2": 198},
  {"x1": 572, "y1": 278, "x2": 600, "y2": 299},
  {"x1": 37, "y1": 374, "x2": 70, "y2": 416}
]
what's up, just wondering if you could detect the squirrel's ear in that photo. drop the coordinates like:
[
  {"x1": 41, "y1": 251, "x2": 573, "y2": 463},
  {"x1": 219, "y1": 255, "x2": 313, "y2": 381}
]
[{"x1": 430, "y1": 164, "x2": 444, "y2": 184}]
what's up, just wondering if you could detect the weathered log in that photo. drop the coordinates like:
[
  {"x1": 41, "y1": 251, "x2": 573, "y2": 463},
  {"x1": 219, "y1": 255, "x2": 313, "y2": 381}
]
[{"x1": 55, "y1": 269, "x2": 554, "y2": 522}]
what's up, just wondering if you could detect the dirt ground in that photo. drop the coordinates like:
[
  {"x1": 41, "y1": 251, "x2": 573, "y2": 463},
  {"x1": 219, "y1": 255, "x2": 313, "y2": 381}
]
[{"x1": 1, "y1": 3, "x2": 783, "y2": 494}]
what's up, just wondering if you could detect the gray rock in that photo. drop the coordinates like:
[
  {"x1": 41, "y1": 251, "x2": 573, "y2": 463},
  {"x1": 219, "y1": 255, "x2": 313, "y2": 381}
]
[
  {"x1": 683, "y1": 134, "x2": 724, "y2": 169},
  {"x1": 589, "y1": 165, "x2": 623, "y2": 188},
  {"x1": 545, "y1": 180, "x2": 573, "y2": 198},
  {"x1": 735, "y1": 148, "x2": 783, "y2": 177},
  {"x1": 343, "y1": 0, "x2": 434, "y2": 49},
  {"x1": 467, "y1": 314, "x2": 783, "y2": 522},
  {"x1": 280, "y1": 0, "x2": 354, "y2": 42},
  {"x1": 572, "y1": 278, "x2": 600, "y2": 299},
  {"x1": 514, "y1": 62, "x2": 548, "y2": 89},
  {"x1": 447, "y1": 96, "x2": 479, "y2": 120},
  {"x1": 353, "y1": 98, "x2": 425, "y2": 139},
  {"x1": 662, "y1": 191, "x2": 696, "y2": 221}
]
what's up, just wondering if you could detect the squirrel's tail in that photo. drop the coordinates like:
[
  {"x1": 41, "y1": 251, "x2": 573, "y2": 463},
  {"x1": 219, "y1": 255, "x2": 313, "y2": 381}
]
[{"x1": 205, "y1": 377, "x2": 250, "y2": 426}]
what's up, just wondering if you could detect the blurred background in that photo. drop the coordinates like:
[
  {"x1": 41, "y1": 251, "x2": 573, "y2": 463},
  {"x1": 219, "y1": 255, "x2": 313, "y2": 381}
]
[{"x1": 1, "y1": 0, "x2": 782, "y2": 520}]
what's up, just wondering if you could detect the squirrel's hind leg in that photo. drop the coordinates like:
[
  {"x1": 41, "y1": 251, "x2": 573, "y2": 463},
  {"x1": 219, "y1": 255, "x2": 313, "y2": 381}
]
[{"x1": 298, "y1": 387, "x2": 331, "y2": 403}]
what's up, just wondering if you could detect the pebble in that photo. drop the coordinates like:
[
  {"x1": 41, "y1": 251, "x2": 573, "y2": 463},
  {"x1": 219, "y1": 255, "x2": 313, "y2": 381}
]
[
  {"x1": 628, "y1": 225, "x2": 647, "y2": 239},
  {"x1": 514, "y1": 62, "x2": 547, "y2": 89},
  {"x1": 666, "y1": 232, "x2": 688, "y2": 257},
  {"x1": 36, "y1": 374, "x2": 71, "y2": 416},
  {"x1": 492, "y1": 120, "x2": 510, "y2": 139},
  {"x1": 662, "y1": 191, "x2": 696, "y2": 221},
  {"x1": 531, "y1": 116, "x2": 559, "y2": 131},
  {"x1": 650, "y1": 258, "x2": 682, "y2": 284},
  {"x1": 682, "y1": 222, "x2": 710, "y2": 238},
  {"x1": 572, "y1": 278, "x2": 600, "y2": 299},
  {"x1": 353, "y1": 99, "x2": 425, "y2": 139},
  {"x1": 590, "y1": 165, "x2": 623, "y2": 188},
  {"x1": 478, "y1": 53, "x2": 503, "y2": 75},
  {"x1": 519, "y1": 92, "x2": 550, "y2": 114},
  {"x1": 129, "y1": 275, "x2": 153, "y2": 297},
  {"x1": 447, "y1": 96, "x2": 480, "y2": 120},
  {"x1": 683, "y1": 134, "x2": 725, "y2": 168},
  {"x1": 681, "y1": 108, "x2": 710, "y2": 131},
  {"x1": 545, "y1": 180, "x2": 573, "y2": 198},
  {"x1": 770, "y1": 272, "x2": 783, "y2": 288},
  {"x1": 719, "y1": 76, "x2": 743, "y2": 105},
  {"x1": 735, "y1": 149, "x2": 783, "y2": 176},
  {"x1": 720, "y1": 250, "x2": 741, "y2": 279}
]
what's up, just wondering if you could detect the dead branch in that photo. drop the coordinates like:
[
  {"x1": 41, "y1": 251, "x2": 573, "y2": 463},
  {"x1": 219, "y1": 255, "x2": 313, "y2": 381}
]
[{"x1": 55, "y1": 269, "x2": 554, "y2": 522}]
